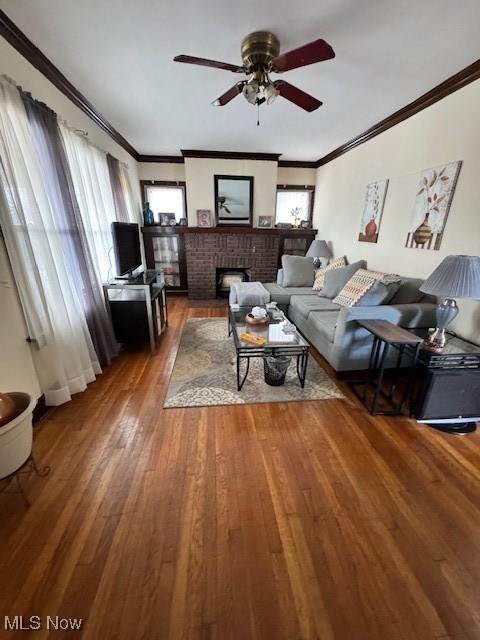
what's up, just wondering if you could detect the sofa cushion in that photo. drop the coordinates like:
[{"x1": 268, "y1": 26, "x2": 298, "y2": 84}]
[
  {"x1": 389, "y1": 277, "x2": 426, "y2": 304},
  {"x1": 289, "y1": 295, "x2": 341, "y2": 320},
  {"x1": 312, "y1": 256, "x2": 347, "y2": 291},
  {"x1": 307, "y1": 310, "x2": 340, "y2": 343},
  {"x1": 319, "y1": 260, "x2": 367, "y2": 298},
  {"x1": 281, "y1": 255, "x2": 315, "y2": 287},
  {"x1": 263, "y1": 283, "x2": 318, "y2": 307},
  {"x1": 355, "y1": 278, "x2": 401, "y2": 306}
]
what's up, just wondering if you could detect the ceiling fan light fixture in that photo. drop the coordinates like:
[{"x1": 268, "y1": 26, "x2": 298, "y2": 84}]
[
  {"x1": 243, "y1": 79, "x2": 259, "y2": 105},
  {"x1": 264, "y1": 81, "x2": 279, "y2": 105},
  {"x1": 176, "y1": 31, "x2": 333, "y2": 114}
]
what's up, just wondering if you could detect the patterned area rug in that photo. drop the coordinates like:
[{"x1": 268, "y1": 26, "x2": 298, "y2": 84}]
[{"x1": 164, "y1": 318, "x2": 345, "y2": 408}]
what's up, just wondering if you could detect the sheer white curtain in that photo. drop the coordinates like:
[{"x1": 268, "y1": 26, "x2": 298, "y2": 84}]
[
  {"x1": 120, "y1": 163, "x2": 141, "y2": 225},
  {"x1": 60, "y1": 124, "x2": 118, "y2": 283},
  {"x1": 0, "y1": 77, "x2": 101, "y2": 405}
]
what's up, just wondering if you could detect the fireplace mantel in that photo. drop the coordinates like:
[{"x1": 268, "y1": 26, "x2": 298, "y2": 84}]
[{"x1": 142, "y1": 225, "x2": 317, "y2": 237}]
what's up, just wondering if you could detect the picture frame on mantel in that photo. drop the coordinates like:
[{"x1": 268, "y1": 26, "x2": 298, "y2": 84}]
[{"x1": 214, "y1": 175, "x2": 253, "y2": 227}]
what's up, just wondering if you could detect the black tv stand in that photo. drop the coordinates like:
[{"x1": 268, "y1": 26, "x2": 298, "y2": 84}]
[{"x1": 103, "y1": 269, "x2": 167, "y2": 355}]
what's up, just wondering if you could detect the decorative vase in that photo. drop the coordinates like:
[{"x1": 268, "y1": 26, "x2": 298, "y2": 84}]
[
  {"x1": 143, "y1": 201, "x2": 155, "y2": 226},
  {"x1": 413, "y1": 212, "x2": 433, "y2": 246},
  {"x1": 0, "y1": 392, "x2": 35, "y2": 479},
  {"x1": 365, "y1": 217, "x2": 377, "y2": 237},
  {"x1": 0, "y1": 393, "x2": 16, "y2": 428}
]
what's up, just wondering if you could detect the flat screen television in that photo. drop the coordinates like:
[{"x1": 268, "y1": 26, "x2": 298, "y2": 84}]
[{"x1": 111, "y1": 222, "x2": 142, "y2": 277}]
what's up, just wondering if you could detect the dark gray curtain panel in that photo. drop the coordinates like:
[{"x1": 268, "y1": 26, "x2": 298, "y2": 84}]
[{"x1": 21, "y1": 92, "x2": 119, "y2": 366}]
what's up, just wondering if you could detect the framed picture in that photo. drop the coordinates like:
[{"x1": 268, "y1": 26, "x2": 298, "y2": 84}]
[
  {"x1": 358, "y1": 179, "x2": 389, "y2": 243},
  {"x1": 214, "y1": 175, "x2": 253, "y2": 226},
  {"x1": 160, "y1": 212, "x2": 176, "y2": 226},
  {"x1": 405, "y1": 161, "x2": 462, "y2": 250},
  {"x1": 300, "y1": 220, "x2": 311, "y2": 229},
  {"x1": 258, "y1": 215, "x2": 272, "y2": 228},
  {"x1": 197, "y1": 209, "x2": 213, "y2": 227}
]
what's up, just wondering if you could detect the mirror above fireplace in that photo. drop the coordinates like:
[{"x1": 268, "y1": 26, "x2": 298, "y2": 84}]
[{"x1": 214, "y1": 175, "x2": 253, "y2": 227}]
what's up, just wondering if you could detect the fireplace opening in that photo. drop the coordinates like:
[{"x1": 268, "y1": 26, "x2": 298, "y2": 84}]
[{"x1": 216, "y1": 268, "x2": 249, "y2": 298}]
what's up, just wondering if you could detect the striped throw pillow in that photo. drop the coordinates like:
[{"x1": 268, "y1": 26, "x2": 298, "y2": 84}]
[
  {"x1": 333, "y1": 269, "x2": 385, "y2": 306},
  {"x1": 312, "y1": 256, "x2": 347, "y2": 291}
]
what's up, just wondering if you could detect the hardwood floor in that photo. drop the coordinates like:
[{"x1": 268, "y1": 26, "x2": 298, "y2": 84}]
[{"x1": 1, "y1": 297, "x2": 479, "y2": 640}]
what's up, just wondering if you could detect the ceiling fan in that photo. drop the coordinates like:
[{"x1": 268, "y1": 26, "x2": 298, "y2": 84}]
[{"x1": 174, "y1": 31, "x2": 335, "y2": 114}]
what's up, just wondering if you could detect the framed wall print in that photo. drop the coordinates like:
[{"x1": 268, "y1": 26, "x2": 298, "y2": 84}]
[
  {"x1": 214, "y1": 175, "x2": 253, "y2": 226},
  {"x1": 197, "y1": 209, "x2": 214, "y2": 227},
  {"x1": 358, "y1": 179, "x2": 389, "y2": 243},
  {"x1": 258, "y1": 215, "x2": 272, "y2": 228},
  {"x1": 405, "y1": 161, "x2": 462, "y2": 250}
]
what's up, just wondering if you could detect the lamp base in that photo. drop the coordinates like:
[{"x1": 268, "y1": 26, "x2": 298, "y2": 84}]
[
  {"x1": 427, "y1": 327, "x2": 448, "y2": 349},
  {"x1": 426, "y1": 298, "x2": 459, "y2": 350}
]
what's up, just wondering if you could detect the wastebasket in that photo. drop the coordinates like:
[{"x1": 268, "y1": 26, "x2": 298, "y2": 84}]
[{"x1": 263, "y1": 356, "x2": 291, "y2": 386}]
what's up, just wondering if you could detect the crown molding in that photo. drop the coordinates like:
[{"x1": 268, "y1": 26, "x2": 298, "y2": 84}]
[
  {"x1": 2, "y1": 7, "x2": 479, "y2": 172},
  {"x1": 278, "y1": 160, "x2": 317, "y2": 169},
  {"x1": 137, "y1": 155, "x2": 184, "y2": 163},
  {"x1": 0, "y1": 8, "x2": 139, "y2": 160},
  {"x1": 316, "y1": 58, "x2": 480, "y2": 168},
  {"x1": 181, "y1": 149, "x2": 282, "y2": 161}
]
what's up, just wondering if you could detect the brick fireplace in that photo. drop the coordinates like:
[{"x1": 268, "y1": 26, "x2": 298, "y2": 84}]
[
  {"x1": 185, "y1": 231, "x2": 281, "y2": 299},
  {"x1": 142, "y1": 226, "x2": 317, "y2": 298}
]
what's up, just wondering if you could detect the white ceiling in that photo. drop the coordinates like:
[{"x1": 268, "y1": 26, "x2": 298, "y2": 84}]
[{"x1": 2, "y1": 0, "x2": 480, "y2": 160}]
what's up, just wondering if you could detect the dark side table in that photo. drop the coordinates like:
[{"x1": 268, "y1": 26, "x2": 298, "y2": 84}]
[
  {"x1": 349, "y1": 319, "x2": 423, "y2": 415},
  {"x1": 411, "y1": 331, "x2": 480, "y2": 434}
]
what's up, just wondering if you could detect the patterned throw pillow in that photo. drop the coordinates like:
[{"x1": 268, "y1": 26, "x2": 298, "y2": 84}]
[
  {"x1": 333, "y1": 268, "x2": 389, "y2": 306},
  {"x1": 312, "y1": 256, "x2": 347, "y2": 291}
]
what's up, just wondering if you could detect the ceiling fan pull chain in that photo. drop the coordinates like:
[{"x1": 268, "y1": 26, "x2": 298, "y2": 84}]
[{"x1": 257, "y1": 101, "x2": 260, "y2": 126}]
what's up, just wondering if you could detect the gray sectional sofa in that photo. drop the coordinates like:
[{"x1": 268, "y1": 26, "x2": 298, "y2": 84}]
[{"x1": 263, "y1": 271, "x2": 437, "y2": 372}]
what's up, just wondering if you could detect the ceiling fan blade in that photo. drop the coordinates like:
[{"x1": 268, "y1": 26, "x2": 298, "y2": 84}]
[
  {"x1": 273, "y1": 80, "x2": 322, "y2": 112},
  {"x1": 212, "y1": 82, "x2": 246, "y2": 106},
  {"x1": 272, "y1": 39, "x2": 335, "y2": 73},
  {"x1": 174, "y1": 55, "x2": 245, "y2": 73}
]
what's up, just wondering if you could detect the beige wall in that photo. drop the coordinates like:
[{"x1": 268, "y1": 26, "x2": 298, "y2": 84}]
[
  {"x1": 313, "y1": 79, "x2": 480, "y2": 344},
  {"x1": 0, "y1": 239, "x2": 41, "y2": 399},
  {"x1": 184, "y1": 157, "x2": 279, "y2": 227},
  {"x1": 137, "y1": 160, "x2": 316, "y2": 226},
  {"x1": 277, "y1": 166, "x2": 316, "y2": 186},
  {"x1": 0, "y1": 35, "x2": 140, "y2": 398},
  {"x1": 138, "y1": 162, "x2": 186, "y2": 182}
]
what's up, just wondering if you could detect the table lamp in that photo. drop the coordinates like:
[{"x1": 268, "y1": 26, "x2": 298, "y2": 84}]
[
  {"x1": 419, "y1": 255, "x2": 480, "y2": 350},
  {"x1": 306, "y1": 240, "x2": 332, "y2": 267}
]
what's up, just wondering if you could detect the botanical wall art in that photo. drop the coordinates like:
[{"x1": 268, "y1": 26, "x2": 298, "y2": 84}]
[
  {"x1": 358, "y1": 179, "x2": 389, "y2": 243},
  {"x1": 406, "y1": 161, "x2": 462, "y2": 250}
]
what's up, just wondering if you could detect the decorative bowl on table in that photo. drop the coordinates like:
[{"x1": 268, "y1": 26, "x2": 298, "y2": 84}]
[{"x1": 245, "y1": 306, "x2": 269, "y2": 326}]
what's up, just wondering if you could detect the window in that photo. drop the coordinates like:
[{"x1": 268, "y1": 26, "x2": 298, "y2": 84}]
[
  {"x1": 141, "y1": 181, "x2": 186, "y2": 223},
  {"x1": 275, "y1": 185, "x2": 315, "y2": 225}
]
